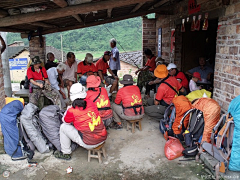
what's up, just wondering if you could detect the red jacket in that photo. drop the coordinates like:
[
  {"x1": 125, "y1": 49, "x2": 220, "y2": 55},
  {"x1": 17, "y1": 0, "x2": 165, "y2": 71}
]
[
  {"x1": 86, "y1": 87, "x2": 113, "y2": 120},
  {"x1": 64, "y1": 99, "x2": 107, "y2": 145},
  {"x1": 115, "y1": 85, "x2": 144, "y2": 116}
]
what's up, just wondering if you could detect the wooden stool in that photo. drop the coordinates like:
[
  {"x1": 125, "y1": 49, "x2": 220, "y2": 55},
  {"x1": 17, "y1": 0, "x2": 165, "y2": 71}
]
[
  {"x1": 126, "y1": 119, "x2": 142, "y2": 133},
  {"x1": 87, "y1": 142, "x2": 106, "y2": 163}
]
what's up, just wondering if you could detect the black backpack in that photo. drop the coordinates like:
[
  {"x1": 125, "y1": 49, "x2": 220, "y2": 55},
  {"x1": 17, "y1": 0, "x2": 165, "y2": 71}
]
[{"x1": 181, "y1": 109, "x2": 205, "y2": 157}]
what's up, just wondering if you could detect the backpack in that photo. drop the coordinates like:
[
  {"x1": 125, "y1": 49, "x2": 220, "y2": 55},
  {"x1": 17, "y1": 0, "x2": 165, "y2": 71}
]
[
  {"x1": 201, "y1": 114, "x2": 234, "y2": 178},
  {"x1": 0, "y1": 100, "x2": 34, "y2": 160},
  {"x1": 182, "y1": 98, "x2": 220, "y2": 157},
  {"x1": 181, "y1": 109, "x2": 205, "y2": 157},
  {"x1": 159, "y1": 96, "x2": 192, "y2": 140},
  {"x1": 20, "y1": 103, "x2": 50, "y2": 154},
  {"x1": 39, "y1": 105, "x2": 63, "y2": 152}
]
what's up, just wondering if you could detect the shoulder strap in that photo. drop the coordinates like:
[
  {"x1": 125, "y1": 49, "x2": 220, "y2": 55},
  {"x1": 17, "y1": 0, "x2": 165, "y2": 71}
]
[
  {"x1": 162, "y1": 81, "x2": 179, "y2": 95},
  {"x1": 20, "y1": 121, "x2": 35, "y2": 151},
  {"x1": 93, "y1": 87, "x2": 101, "y2": 102},
  {"x1": 178, "y1": 108, "x2": 196, "y2": 129},
  {"x1": 162, "y1": 103, "x2": 174, "y2": 123}
]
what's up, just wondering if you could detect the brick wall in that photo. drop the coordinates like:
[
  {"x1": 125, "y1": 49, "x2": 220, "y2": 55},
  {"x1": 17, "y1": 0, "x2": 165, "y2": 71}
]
[
  {"x1": 150, "y1": 0, "x2": 240, "y2": 111},
  {"x1": 0, "y1": 52, "x2": 6, "y2": 153},
  {"x1": 142, "y1": 16, "x2": 156, "y2": 64},
  {"x1": 213, "y1": 1, "x2": 240, "y2": 111},
  {"x1": 29, "y1": 37, "x2": 46, "y2": 64},
  {"x1": 155, "y1": 15, "x2": 172, "y2": 63}
]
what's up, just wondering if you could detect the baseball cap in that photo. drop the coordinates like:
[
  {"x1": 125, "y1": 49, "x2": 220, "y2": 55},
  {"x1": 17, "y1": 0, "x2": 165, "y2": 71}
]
[
  {"x1": 167, "y1": 63, "x2": 177, "y2": 70},
  {"x1": 104, "y1": 51, "x2": 111, "y2": 56}
]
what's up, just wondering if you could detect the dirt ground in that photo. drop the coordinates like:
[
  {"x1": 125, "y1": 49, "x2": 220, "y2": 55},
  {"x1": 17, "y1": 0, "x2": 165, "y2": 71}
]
[{"x1": 0, "y1": 115, "x2": 211, "y2": 180}]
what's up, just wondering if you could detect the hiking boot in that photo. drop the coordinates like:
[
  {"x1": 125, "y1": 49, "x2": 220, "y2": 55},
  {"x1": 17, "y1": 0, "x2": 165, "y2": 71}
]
[{"x1": 54, "y1": 151, "x2": 71, "y2": 160}]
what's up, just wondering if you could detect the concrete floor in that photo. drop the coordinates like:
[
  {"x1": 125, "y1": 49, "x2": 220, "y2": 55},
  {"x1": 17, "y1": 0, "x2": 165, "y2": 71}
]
[{"x1": 0, "y1": 115, "x2": 211, "y2": 180}]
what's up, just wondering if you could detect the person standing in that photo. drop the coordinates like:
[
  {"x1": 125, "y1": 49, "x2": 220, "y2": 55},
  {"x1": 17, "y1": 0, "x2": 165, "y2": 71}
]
[
  {"x1": 45, "y1": 52, "x2": 58, "y2": 70},
  {"x1": 62, "y1": 52, "x2": 78, "y2": 98},
  {"x1": 109, "y1": 38, "x2": 120, "y2": 76}
]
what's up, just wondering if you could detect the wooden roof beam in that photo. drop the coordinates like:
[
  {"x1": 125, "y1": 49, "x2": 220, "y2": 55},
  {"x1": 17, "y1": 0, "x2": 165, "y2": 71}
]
[
  {"x1": 28, "y1": 22, "x2": 58, "y2": 28},
  {"x1": 72, "y1": 14, "x2": 83, "y2": 23},
  {"x1": 51, "y1": 0, "x2": 68, "y2": 8},
  {"x1": 130, "y1": 2, "x2": 145, "y2": 13},
  {"x1": 107, "y1": 8, "x2": 112, "y2": 18},
  {"x1": 148, "y1": 0, "x2": 169, "y2": 10},
  {"x1": 20, "y1": 6, "x2": 172, "y2": 37},
  {"x1": 0, "y1": 0, "x2": 153, "y2": 27},
  {"x1": 0, "y1": 9, "x2": 8, "y2": 18},
  {"x1": 51, "y1": 0, "x2": 84, "y2": 24}
]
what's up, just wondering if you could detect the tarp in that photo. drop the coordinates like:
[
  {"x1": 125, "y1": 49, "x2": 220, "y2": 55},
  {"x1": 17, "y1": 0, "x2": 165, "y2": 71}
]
[
  {"x1": 228, "y1": 95, "x2": 240, "y2": 171},
  {"x1": 186, "y1": 89, "x2": 211, "y2": 102},
  {"x1": 0, "y1": 100, "x2": 24, "y2": 157},
  {"x1": 193, "y1": 98, "x2": 220, "y2": 143}
]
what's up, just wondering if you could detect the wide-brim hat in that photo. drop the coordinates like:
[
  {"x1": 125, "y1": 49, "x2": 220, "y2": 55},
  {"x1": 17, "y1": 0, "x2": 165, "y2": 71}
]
[
  {"x1": 154, "y1": 64, "x2": 168, "y2": 79},
  {"x1": 32, "y1": 56, "x2": 42, "y2": 65},
  {"x1": 70, "y1": 83, "x2": 87, "y2": 102},
  {"x1": 120, "y1": 74, "x2": 135, "y2": 85},
  {"x1": 86, "y1": 75, "x2": 101, "y2": 88}
]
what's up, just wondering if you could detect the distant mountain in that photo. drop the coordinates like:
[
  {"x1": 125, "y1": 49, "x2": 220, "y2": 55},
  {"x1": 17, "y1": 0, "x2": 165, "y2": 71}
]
[{"x1": 7, "y1": 17, "x2": 142, "y2": 53}]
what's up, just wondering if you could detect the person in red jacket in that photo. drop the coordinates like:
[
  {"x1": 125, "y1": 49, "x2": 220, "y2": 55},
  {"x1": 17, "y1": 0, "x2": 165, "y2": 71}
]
[
  {"x1": 167, "y1": 63, "x2": 189, "y2": 92},
  {"x1": 86, "y1": 75, "x2": 113, "y2": 128},
  {"x1": 55, "y1": 83, "x2": 107, "y2": 160},
  {"x1": 77, "y1": 53, "x2": 97, "y2": 86},
  {"x1": 112, "y1": 74, "x2": 144, "y2": 129}
]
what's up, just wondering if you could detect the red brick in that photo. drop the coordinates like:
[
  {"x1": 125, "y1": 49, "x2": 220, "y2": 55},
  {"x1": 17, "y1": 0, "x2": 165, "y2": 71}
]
[{"x1": 237, "y1": 25, "x2": 240, "y2": 34}]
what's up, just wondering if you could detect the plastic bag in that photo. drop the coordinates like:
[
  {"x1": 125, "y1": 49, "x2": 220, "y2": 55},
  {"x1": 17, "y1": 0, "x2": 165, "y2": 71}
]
[{"x1": 164, "y1": 137, "x2": 185, "y2": 160}]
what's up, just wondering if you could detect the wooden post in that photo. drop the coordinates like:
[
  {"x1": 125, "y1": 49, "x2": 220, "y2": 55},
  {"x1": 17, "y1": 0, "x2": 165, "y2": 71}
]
[{"x1": 0, "y1": 50, "x2": 6, "y2": 154}]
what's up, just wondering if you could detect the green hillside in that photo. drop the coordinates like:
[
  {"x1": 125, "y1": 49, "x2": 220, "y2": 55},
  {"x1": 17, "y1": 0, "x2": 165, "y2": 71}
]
[{"x1": 7, "y1": 17, "x2": 142, "y2": 59}]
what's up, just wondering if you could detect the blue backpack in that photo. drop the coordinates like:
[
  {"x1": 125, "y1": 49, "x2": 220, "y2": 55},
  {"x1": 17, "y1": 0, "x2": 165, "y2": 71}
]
[{"x1": 0, "y1": 100, "x2": 34, "y2": 160}]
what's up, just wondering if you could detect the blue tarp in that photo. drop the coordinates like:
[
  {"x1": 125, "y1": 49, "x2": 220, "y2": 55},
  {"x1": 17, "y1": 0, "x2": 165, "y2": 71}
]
[
  {"x1": 228, "y1": 95, "x2": 240, "y2": 171},
  {"x1": 0, "y1": 100, "x2": 23, "y2": 158}
]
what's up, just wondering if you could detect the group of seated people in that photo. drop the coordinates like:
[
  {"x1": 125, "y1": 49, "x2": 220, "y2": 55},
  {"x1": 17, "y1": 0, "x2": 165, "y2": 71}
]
[
  {"x1": 26, "y1": 46, "x2": 213, "y2": 160},
  {"x1": 135, "y1": 49, "x2": 213, "y2": 120}
]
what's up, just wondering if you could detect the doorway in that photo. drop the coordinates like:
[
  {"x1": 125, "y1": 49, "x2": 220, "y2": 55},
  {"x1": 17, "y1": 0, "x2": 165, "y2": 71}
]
[{"x1": 181, "y1": 19, "x2": 218, "y2": 73}]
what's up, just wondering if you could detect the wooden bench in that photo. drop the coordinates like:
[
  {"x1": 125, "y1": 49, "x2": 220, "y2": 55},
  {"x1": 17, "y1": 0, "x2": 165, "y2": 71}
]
[
  {"x1": 87, "y1": 142, "x2": 106, "y2": 163},
  {"x1": 126, "y1": 119, "x2": 142, "y2": 133}
]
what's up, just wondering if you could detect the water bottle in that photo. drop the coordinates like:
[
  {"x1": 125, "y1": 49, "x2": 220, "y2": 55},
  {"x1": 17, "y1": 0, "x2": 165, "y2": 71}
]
[{"x1": 29, "y1": 84, "x2": 33, "y2": 93}]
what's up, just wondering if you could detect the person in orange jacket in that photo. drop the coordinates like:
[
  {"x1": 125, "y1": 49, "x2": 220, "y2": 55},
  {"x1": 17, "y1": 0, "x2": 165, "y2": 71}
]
[
  {"x1": 112, "y1": 74, "x2": 144, "y2": 129},
  {"x1": 86, "y1": 75, "x2": 113, "y2": 128},
  {"x1": 55, "y1": 83, "x2": 107, "y2": 160}
]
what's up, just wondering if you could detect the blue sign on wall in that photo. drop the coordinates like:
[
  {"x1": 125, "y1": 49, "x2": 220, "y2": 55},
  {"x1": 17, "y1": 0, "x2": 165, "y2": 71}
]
[
  {"x1": 158, "y1": 28, "x2": 162, "y2": 57},
  {"x1": 9, "y1": 58, "x2": 28, "y2": 70}
]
